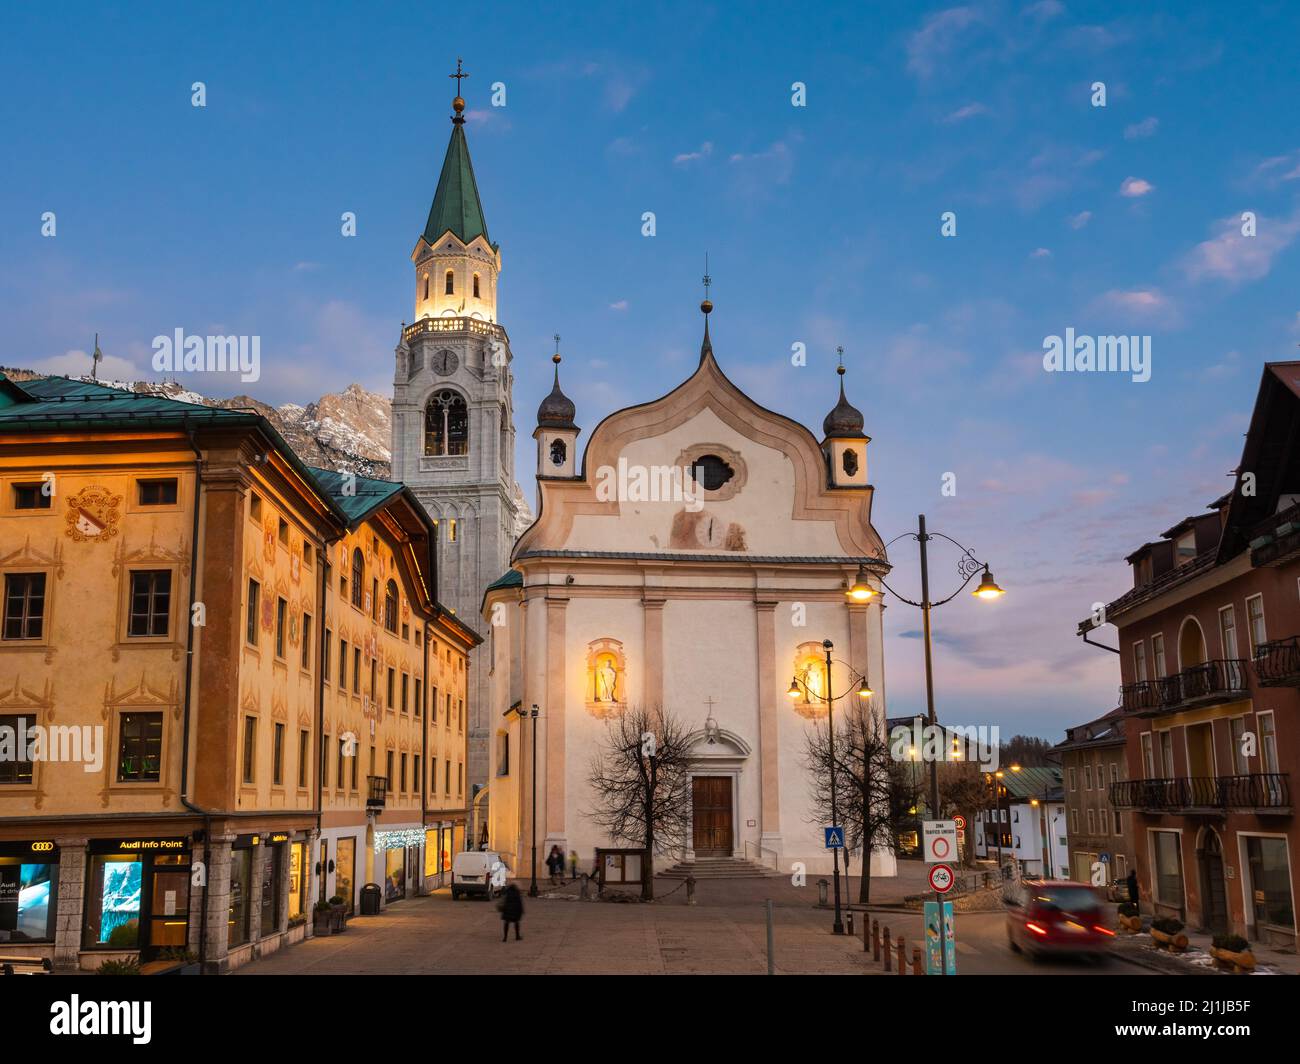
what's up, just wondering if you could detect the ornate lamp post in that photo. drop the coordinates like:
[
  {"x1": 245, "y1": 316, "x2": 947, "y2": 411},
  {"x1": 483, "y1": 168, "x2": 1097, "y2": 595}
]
[
  {"x1": 527, "y1": 704, "x2": 540, "y2": 897},
  {"x1": 787, "y1": 642, "x2": 873, "y2": 935}
]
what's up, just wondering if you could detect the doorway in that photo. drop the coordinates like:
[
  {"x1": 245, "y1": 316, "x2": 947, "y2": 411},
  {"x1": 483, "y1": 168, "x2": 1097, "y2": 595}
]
[
  {"x1": 1199, "y1": 830, "x2": 1229, "y2": 933},
  {"x1": 691, "y1": 776, "x2": 733, "y2": 856}
]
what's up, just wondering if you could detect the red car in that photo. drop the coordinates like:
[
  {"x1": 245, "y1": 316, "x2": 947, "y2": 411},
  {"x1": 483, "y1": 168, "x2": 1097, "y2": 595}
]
[{"x1": 1005, "y1": 879, "x2": 1115, "y2": 960}]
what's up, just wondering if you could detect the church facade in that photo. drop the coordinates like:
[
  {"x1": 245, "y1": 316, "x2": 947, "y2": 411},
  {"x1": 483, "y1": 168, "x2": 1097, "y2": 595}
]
[
  {"x1": 483, "y1": 310, "x2": 899, "y2": 878},
  {"x1": 390, "y1": 92, "x2": 528, "y2": 810}
]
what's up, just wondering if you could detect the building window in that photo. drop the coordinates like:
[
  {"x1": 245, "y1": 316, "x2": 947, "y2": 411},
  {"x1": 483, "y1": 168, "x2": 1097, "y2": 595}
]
[
  {"x1": 549, "y1": 438, "x2": 567, "y2": 467},
  {"x1": 384, "y1": 580, "x2": 398, "y2": 632},
  {"x1": 371, "y1": 577, "x2": 378, "y2": 620},
  {"x1": 277, "y1": 518, "x2": 289, "y2": 546},
  {"x1": 498, "y1": 732, "x2": 509, "y2": 776},
  {"x1": 353, "y1": 647, "x2": 361, "y2": 694},
  {"x1": 1158, "y1": 730, "x2": 1174, "y2": 776},
  {"x1": 401, "y1": 673, "x2": 409, "y2": 714},
  {"x1": 1151, "y1": 632, "x2": 1166, "y2": 678},
  {"x1": 1069, "y1": 808, "x2": 1078, "y2": 833},
  {"x1": 351, "y1": 549, "x2": 364, "y2": 609},
  {"x1": 1067, "y1": 766, "x2": 1076, "y2": 791},
  {"x1": 424, "y1": 391, "x2": 469, "y2": 456},
  {"x1": 127, "y1": 570, "x2": 171, "y2": 638},
  {"x1": 445, "y1": 269, "x2": 454, "y2": 295},
  {"x1": 1220, "y1": 605, "x2": 1239, "y2": 659},
  {"x1": 386, "y1": 750, "x2": 394, "y2": 789},
  {"x1": 472, "y1": 273, "x2": 481, "y2": 299},
  {"x1": 1246, "y1": 594, "x2": 1266, "y2": 655},
  {"x1": 445, "y1": 759, "x2": 451, "y2": 795},
  {"x1": 117, "y1": 712, "x2": 163, "y2": 782},
  {"x1": 274, "y1": 597, "x2": 287, "y2": 658},
  {"x1": 1113, "y1": 810, "x2": 1123, "y2": 836},
  {"x1": 242, "y1": 716, "x2": 256, "y2": 784},
  {"x1": 321, "y1": 733, "x2": 330, "y2": 787},
  {"x1": 1259, "y1": 712, "x2": 1279, "y2": 773},
  {"x1": 0, "y1": 714, "x2": 35, "y2": 784},
  {"x1": 414, "y1": 755, "x2": 422, "y2": 795},
  {"x1": 298, "y1": 729, "x2": 309, "y2": 788},
  {"x1": 12, "y1": 482, "x2": 52, "y2": 510},
  {"x1": 400, "y1": 754, "x2": 408, "y2": 793},
  {"x1": 458, "y1": 762, "x2": 463, "y2": 796},
  {"x1": 339, "y1": 639, "x2": 348, "y2": 687},
  {"x1": 1230, "y1": 717, "x2": 1249, "y2": 774},
  {"x1": 323, "y1": 628, "x2": 331, "y2": 680},
  {"x1": 301, "y1": 613, "x2": 312, "y2": 669},
  {"x1": 414, "y1": 679, "x2": 422, "y2": 718},
  {"x1": 1245, "y1": 836, "x2": 1295, "y2": 931},
  {"x1": 1152, "y1": 831, "x2": 1184, "y2": 909},
  {"x1": 431, "y1": 686, "x2": 439, "y2": 723},
  {"x1": 385, "y1": 668, "x2": 395, "y2": 710},
  {"x1": 249, "y1": 493, "x2": 262, "y2": 521},
  {"x1": 246, "y1": 579, "x2": 260, "y2": 646},
  {"x1": 137, "y1": 478, "x2": 178, "y2": 506},
  {"x1": 337, "y1": 737, "x2": 346, "y2": 789},
  {"x1": 1132, "y1": 641, "x2": 1147, "y2": 683},
  {"x1": 272, "y1": 723, "x2": 285, "y2": 786},
  {"x1": 1086, "y1": 808, "x2": 1095, "y2": 834},
  {"x1": 1084, "y1": 765, "x2": 1092, "y2": 790},
  {"x1": 1140, "y1": 732, "x2": 1155, "y2": 777},
  {"x1": 3, "y1": 573, "x2": 46, "y2": 640}
]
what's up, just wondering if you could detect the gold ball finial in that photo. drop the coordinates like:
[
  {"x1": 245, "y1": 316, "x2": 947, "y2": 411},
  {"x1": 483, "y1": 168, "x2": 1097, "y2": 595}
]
[
  {"x1": 700, "y1": 299, "x2": 713, "y2": 315},
  {"x1": 552, "y1": 352, "x2": 562, "y2": 365},
  {"x1": 453, "y1": 96, "x2": 465, "y2": 113}
]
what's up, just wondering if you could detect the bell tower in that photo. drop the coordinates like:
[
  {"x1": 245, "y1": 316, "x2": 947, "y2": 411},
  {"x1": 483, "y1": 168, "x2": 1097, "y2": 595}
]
[{"x1": 391, "y1": 61, "x2": 528, "y2": 804}]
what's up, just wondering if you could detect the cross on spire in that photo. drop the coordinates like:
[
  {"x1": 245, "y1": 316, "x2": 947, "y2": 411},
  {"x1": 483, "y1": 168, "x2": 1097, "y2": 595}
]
[
  {"x1": 449, "y1": 57, "x2": 469, "y2": 94},
  {"x1": 702, "y1": 252, "x2": 711, "y2": 301},
  {"x1": 703, "y1": 695, "x2": 718, "y2": 714}
]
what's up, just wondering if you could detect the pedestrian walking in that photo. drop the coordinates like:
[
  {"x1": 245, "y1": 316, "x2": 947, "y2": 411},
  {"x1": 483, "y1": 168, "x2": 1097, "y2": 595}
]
[
  {"x1": 498, "y1": 884, "x2": 523, "y2": 941},
  {"x1": 568, "y1": 849, "x2": 579, "y2": 883},
  {"x1": 546, "y1": 844, "x2": 562, "y2": 886},
  {"x1": 1125, "y1": 868, "x2": 1139, "y2": 904}
]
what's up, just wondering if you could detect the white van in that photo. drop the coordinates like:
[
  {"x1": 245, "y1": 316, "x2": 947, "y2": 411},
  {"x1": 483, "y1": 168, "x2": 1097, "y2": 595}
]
[{"x1": 451, "y1": 850, "x2": 505, "y2": 900}]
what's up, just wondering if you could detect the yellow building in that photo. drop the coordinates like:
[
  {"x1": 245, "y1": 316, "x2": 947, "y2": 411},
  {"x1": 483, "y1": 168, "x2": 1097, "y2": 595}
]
[{"x1": 0, "y1": 374, "x2": 475, "y2": 971}]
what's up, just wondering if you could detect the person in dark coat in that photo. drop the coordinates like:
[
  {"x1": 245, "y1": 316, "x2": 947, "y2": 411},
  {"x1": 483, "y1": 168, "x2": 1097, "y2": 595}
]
[
  {"x1": 498, "y1": 884, "x2": 523, "y2": 941},
  {"x1": 1125, "y1": 869, "x2": 1139, "y2": 904}
]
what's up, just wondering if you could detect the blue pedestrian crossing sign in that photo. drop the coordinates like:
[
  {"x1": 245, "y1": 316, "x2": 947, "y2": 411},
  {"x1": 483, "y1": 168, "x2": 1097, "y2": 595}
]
[{"x1": 824, "y1": 826, "x2": 845, "y2": 849}]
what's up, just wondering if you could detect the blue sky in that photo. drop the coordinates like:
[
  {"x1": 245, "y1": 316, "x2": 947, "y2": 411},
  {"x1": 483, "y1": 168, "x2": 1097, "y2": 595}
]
[{"x1": 4, "y1": 1, "x2": 1299, "y2": 741}]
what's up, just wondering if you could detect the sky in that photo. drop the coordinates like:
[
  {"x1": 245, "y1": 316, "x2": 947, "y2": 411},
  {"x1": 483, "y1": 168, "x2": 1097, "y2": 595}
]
[{"x1": 4, "y1": 1, "x2": 1299, "y2": 742}]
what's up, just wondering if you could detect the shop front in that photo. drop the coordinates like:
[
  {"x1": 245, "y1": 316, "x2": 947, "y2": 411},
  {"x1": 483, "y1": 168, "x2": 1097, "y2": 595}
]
[
  {"x1": 0, "y1": 840, "x2": 59, "y2": 949},
  {"x1": 83, "y1": 837, "x2": 191, "y2": 959},
  {"x1": 373, "y1": 828, "x2": 425, "y2": 905}
]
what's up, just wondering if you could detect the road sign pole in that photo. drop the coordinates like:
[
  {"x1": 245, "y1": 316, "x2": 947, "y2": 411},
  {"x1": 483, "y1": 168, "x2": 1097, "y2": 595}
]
[{"x1": 937, "y1": 887, "x2": 946, "y2": 977}]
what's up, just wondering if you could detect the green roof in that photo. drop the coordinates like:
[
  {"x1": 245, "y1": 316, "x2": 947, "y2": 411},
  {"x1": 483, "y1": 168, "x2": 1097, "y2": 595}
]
[
  {"x1": 485, "y1": 569, "x2": 522, "y2": 592},
  {"x1": 307, "y1": 466, "x2": 406, "y2": 528},
  {"x1": 423, "y1": 122, "x2": 490, "y2": 247},
  {"x1": 1000, "y1": 765, "x2": 1062, "y2": 799}
]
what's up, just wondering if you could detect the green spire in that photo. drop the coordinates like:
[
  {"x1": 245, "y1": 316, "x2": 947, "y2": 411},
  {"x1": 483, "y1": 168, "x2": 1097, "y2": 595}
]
[{"x1": 423, "y1": 121, "x2": 490, "y2": 247}]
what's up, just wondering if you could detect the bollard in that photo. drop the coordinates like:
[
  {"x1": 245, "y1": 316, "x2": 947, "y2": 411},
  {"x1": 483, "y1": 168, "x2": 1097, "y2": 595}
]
[
  {"x1": 912, "y1": 946, "x2": 923, "y2": 976},
  {"x1": 872, "y1": 919, "x2": 880, "y2": 961},
  {"x1": 579, "y1": 873, "x2": 590, "y2": 900},
  {"x1": 882, "y1": 927, "x2": 892, "y2": 972},
  {"x1": 846, "y1": 912, "x2": 854, "y2": 938},
  {"x1": 817, "y1": 879, "x2": 829, "y2": 907},
  {"x1": 896, "y1": 936, "x2": 906, "y2": 975},
  {"x1": 862, "y1": 915, "x2": 870, "y2": 952},
  {"x1": 686, "y1": 875, "x2": 697, "y2": 906}
]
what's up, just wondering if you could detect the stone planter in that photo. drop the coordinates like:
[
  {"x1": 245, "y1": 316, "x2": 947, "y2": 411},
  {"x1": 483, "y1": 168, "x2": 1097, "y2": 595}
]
[
  {"x1": 1150, "y1": 927, "x2": 1188, "y2": 952},
  {"x1": 329, "y1": 903, "x2": 347, "y2": 933},
  {"x1": 313, "y1": 910, "x2": 333, "y2": 937},
  {"x1": 1210, "y1": 946, "x2": 1256, "y2": 973}
]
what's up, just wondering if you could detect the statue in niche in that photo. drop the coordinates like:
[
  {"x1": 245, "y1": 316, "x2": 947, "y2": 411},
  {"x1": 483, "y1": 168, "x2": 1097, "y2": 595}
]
[{"x1": 595, "y1": 656, "x2": 619, "y2": 702}]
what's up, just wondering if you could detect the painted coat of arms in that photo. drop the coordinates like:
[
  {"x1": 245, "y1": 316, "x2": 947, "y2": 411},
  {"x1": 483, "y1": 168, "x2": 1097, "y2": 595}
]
[{"x1": 65, "y1": 486, "x2": 122, "y2": 542}]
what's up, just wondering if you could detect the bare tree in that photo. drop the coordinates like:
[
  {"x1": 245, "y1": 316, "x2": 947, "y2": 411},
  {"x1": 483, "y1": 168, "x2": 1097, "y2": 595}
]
[
  {"x1": 586, "y1": 705, "x2": 694, "y2": 900},
  {"x1": 938, "y1": 774, "x2": 989, "y2": 867},
  {"x1": 804, "y1": 701, "x2": 920, "y2": 904}
]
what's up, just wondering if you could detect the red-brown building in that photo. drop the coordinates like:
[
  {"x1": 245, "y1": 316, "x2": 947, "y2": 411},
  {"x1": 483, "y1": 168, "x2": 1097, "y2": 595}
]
[{"x1": 1080, "y1": 362, "x2": 1300, "y2": 947}]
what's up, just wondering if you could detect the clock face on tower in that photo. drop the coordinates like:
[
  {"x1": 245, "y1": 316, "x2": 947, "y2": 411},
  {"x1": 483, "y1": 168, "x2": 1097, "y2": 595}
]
[{"x1": 433, "y1": 350, "x2": 460, "y2": 376}]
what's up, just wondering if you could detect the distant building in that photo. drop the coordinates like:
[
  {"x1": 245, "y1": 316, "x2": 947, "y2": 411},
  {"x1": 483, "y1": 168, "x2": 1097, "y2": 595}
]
[
  {"x1": 973, "y1": 766, "x2": 1067, "y2": 878},
  {"x1": 1055, "y1": 710, "x2": 1133, "y2": 892},
  {"x1": 885, "y1": 713, "x2": 983, "y2": 859},
  {"x1": 1079, "y1": 362, "x2": 1300, "y2": 947}
]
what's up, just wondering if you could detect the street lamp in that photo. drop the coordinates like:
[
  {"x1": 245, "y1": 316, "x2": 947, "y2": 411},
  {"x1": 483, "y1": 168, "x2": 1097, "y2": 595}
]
[
  {"x1": 526, "y1": 704, "x2": 540, "y2": 898},
  {"x1": 867, "y1": 516, "x2": 1006, "y2": 834},
  {"x1": 787, "y1": 639, "x2": 873, "y2": 935}
]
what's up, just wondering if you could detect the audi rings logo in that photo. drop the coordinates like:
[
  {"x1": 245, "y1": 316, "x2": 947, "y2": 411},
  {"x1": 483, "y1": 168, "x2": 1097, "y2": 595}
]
[{"x1": 31, "y1": 841, "x2": 54, "y2": 852}]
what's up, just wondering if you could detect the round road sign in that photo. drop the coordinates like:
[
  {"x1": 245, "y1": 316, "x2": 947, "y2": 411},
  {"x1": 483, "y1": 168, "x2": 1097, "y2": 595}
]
[
  {"x1": 953, "y1": 814, "x2": 966, "y2": 830},
  {"x1": 929, "y1": 863, "x2": 955, "y2": 894}
]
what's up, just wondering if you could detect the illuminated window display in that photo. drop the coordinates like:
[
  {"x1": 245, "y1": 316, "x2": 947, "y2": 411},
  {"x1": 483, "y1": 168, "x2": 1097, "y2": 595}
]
[
  {"x1": 83, "y1": 838, "x2": 190, "y2": 952},
  {"x1": 0, "y1": 843, "x2": 58, "y2": 942},
  {"x1": 424, "y1": 830, "x2": 438, "y2": 877},
  {"x1": 288, "y1": 842, "x2": 306, "y2": 921},
  {"x1": 384, "y1": 848, "x2": 405, "y2": 902},
  {"x1": 228, "y1": 847, "x2": 251, "y2": 948},
  {"x1": 335, "y1": 837, "x2": 355, "y2": 912}
]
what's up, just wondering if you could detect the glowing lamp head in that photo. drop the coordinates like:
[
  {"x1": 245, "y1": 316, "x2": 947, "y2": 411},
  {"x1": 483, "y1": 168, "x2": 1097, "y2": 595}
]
[
  {"x1": 846, "y1": 564, "x2": 875, "y2": 602},
  {"x1": 857, "y1": 678, "x2": 873, "y2": 699},
  {"x1": 972, "y1": 567, "x2": 1006, "y2": 600},
  {"x1": 787, "y1": 678, "x2": 801, "y2": 699}
]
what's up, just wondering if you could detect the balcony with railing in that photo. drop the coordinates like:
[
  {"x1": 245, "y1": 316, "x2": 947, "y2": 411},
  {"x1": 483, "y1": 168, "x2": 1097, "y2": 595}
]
[
  {"x1": 401, "y1": 315, "x2": 509, "y2": 346},
  {"x1": 1255, "y1": 636, "x2": 1300, "y2": 687},
  {"x1": 1120, "y1": 659, "x2": 1249, "y2": 716},
  {"x1": 1248, "y1": 501, "x2": 1300, "y2": 567},
  {"x1": 1110, "y1": 773, "x2": 1291, "y2": 814},
  {"x1": 366, "y1": 775, "x2": 389, "y2": 811}
]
